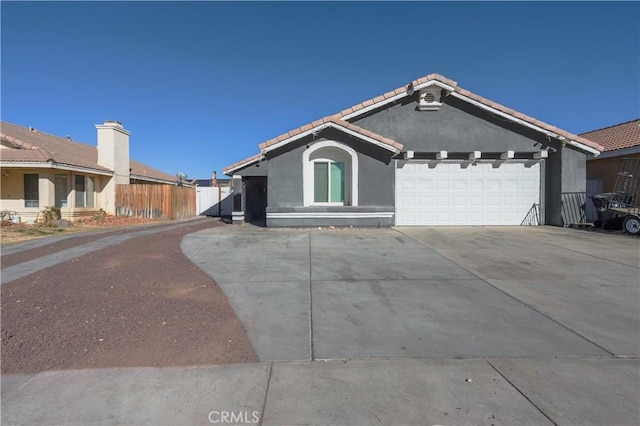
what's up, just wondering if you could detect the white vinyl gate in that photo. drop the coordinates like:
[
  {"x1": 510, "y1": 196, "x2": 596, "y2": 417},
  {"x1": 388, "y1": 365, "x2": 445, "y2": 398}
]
[
  {"x1": 196, "y1": 186, "x2": 233, "y2": 216},
  {"x1": 395, "y1": 161, "x2": 540, "y2": 226}
]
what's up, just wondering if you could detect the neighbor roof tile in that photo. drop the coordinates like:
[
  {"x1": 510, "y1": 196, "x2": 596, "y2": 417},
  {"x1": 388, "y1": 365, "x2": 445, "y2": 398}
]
[
  {"x1": 579, "y1": 119, "x2": 640, "y2": 152},
  {"x1": 0, "y1": 121, "x2": 176, "y2": 182}
]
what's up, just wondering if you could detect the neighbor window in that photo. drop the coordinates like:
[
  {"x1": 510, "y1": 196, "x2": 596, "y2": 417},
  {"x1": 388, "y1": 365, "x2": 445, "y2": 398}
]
[
  {"x1": 24, "y1": 174, "x2": 39, "y2": 208},
  {"x1": 75, "y1": 175, "x2": 95, "y2": 208},
  {"x1": 314, "y1": 161, "x2": 345, "y2": 203},
  {"x1": 55, "y1": 174, "x2": 69, "y2": 208}
]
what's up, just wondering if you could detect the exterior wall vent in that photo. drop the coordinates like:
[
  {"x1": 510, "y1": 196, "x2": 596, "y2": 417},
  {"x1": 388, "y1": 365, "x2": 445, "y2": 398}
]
[{"x1": 418, "y1": 86, "x2": 443, "y2": 111}]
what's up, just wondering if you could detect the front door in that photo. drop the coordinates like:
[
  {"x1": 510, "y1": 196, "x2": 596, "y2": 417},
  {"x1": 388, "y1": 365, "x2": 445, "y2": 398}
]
[{"x1": 245, "y1": 177, "x2": 267, "y2": 225}]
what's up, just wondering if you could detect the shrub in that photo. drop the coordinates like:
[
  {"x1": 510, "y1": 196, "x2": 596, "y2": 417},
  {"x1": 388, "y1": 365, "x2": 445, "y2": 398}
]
[
  {"x1": 93, "y1": 209, "x2": 107, "y2": 222},
  {"x1": 0, "y1": 210, "x2": 17, "y2": 226},
  {"x1": 40, "y1": 206, "x2": 61, "y2": 226}
]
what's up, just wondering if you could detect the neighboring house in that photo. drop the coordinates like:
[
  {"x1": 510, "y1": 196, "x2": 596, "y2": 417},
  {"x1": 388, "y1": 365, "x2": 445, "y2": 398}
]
[
  {"x1": 194, "y1": 172, "x2": 231, "y2": 187},
  {"x1": 582, "y1": 119, "x2": 640, "y2": 194},
  {"x1": 223, "y1": 73, "x2": 604, "y2": 228},
  {"x1": 0, "y1": 120, "x2": 177, "y2": 223}
]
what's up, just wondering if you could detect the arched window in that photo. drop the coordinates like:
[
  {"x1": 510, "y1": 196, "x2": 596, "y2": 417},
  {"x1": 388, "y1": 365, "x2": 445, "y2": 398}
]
[{"x1": 303, "y1": 141, "x2": 358, "y2": 206}]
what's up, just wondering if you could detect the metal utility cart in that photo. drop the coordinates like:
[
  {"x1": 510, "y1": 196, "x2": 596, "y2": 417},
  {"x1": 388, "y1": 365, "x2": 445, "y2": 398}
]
[{"x1": 591, "y1": 158, "x2": 640, "y2": 235}]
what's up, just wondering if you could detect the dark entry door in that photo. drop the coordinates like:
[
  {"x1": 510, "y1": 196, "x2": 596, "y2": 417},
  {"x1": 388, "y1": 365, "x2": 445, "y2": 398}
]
[{"x1": 245, "y1": 177, "x2": 267, "y2": 226}]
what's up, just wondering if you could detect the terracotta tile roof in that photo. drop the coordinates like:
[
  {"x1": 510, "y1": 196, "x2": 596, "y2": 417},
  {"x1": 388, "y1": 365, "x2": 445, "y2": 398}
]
[
  {"x1": 225, "y1": 72, "x2": 604, "y2": 173},
  {"x1": 258, "y1": 116, "x2": 403, "y2": 151},
  {"x1": 1, "y1": 122, "x2": 111, "y2": 171},
  {"x1": 129, "y1": 159, "x2": 177, "y2": 183},
  {"x1": 332, "y1": 73, "x2": 603, "y2": 152},
  {"x1": 0, "y1": 121, "x2": 176, "y2": 183},
  {"x1": 579, "y1": 119, "x2": 640, "y2": 152},
  {"x1": 0, "y1": 148, "x2": 51, "y2": 162}
]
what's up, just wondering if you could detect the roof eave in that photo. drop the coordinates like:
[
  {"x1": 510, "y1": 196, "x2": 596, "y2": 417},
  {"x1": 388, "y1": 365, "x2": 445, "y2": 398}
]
[
  {"x1": 260, "y1": 121, "x2": 402, "y2": 155},
  {"x1": 588, "y1": 145, "x2": 640, "y2": 160},
  {"x1": 223, "y1": 155, "x2": 265, "y2": 176},
  {"x1": 0, "y1": 161, "x2": 114, "y2": 175},
  {"x1": 130, "y1": 174, "x2": 177, "y2": 185},
  {"x1": 449, "y1": 92, "x2": 602, "y2": 155}
]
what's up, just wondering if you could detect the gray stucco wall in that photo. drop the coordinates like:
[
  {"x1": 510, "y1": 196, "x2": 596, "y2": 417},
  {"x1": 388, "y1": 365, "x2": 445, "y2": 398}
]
[
  {"x1": 236, "y1": 160, "x2": 267, "y2": 177},
  {"x1": 353, "y1": 94, "x2": 591, "y2": 226},
  {"x1": 545, "y1": 149, "x2": 563, "y2": 226},
  {"x1": 264, "y1": 128, "x2": 396, "y2": 209},
  {"x1": 266, "y1": 143, "x2": 304, "y2": 207},
  {"x1": 352, "y1": 95, "x2": 556, "y2": 153},
  {"x1": 235, "y1": 92, "x2": 592, "y2": 227},
  {"x1": 562, "y1": 147, "x2": 587, "y2": 192},
  {"x1": 544, "y1": 146, "x2": 588, "y2": 226}
]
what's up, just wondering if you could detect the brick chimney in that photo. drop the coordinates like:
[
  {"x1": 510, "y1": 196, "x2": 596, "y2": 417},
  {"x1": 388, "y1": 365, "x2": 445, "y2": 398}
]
[
  {"x1": 211, "y1": 171, "x2": 218, "y2": 187},
  {"x1": 96, "y1": 120, "x2": 130, "y2": 184}
]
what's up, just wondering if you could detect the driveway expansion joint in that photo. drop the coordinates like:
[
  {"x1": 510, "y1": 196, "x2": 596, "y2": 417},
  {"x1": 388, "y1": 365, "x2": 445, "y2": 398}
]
[
  {"x1": 484, "y1": 226, "x2": 640, "y2": 270},
  {"x1": 392, "y1": 227, "x2": 617, "y2": 357},
  {"x1": 258, "y1": 362, "x2": 273, "y2": 426},
  {"x1": 308, "y1": 231, "x2": 315, "y2": 361},
  {"x1": 486, "y1": 359, "x2": 559, "y2": 426}
]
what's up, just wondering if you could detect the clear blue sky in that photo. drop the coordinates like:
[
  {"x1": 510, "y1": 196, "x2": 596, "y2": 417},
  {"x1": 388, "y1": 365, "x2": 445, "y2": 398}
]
[{"x1": 2, "y1": 1, "x2": 638, "y2": 179}]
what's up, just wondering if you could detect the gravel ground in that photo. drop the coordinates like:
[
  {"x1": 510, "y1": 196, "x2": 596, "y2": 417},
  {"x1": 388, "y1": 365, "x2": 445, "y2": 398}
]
[
  {"x1": 0, "y1": 228, "x2": 136, "y2": 268},
  {"x1": 1, "y1": 219, "x2": 257, "y2": 374}
]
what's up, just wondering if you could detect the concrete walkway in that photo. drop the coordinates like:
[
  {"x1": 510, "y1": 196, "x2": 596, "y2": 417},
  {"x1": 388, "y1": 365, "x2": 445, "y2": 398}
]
[
  {"x1": 2, "y1": 225, "x2": 639, "y2": 425},
  {"x1": 3, "y1": 357, "x2": 638, "y2": 425}
]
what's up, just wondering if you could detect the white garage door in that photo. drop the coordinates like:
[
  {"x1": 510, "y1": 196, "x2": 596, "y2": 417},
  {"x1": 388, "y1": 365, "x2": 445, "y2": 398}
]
[{"x1": 395, "y1": 161, "x2": 540, "y2": 225}]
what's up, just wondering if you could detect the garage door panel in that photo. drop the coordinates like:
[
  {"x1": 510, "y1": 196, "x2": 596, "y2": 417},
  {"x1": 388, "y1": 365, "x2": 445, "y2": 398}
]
[
  {"x1": 503, "y1": 180, "x2": 519, "y2": 190},
  {"x1": 436, "y1": 180, "x2": 450, "y2": 190},
  {"x1": 486, "y1": 196, "x2": 501, "y2": 206},
  {"x1": 486, "y1": 180, "x2": 501, "y2": 191},
  {"x1": 452, "y1": 196, "x2": 466, "y2": 206},
  {"x1": 396, "y1": 162, "x2": 540, "y2": 226},
  {"x1": 520, "y1": 180, "x2": 536, "y2": 190},
  {"x1": 504, "y1": 196, "x2": 518, "y2": 206},
  {"x1": 416, "y1": 180, "x2": 433, "y2": 190},
  {"x1": 469, "y1": 196, "x2": 483, "y2": 206}
]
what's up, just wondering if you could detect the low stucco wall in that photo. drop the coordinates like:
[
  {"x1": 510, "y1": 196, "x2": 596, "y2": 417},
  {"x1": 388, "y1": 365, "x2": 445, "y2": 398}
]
[{"x1": 265, "y1": 206, "x2": 394, "y2": 228}]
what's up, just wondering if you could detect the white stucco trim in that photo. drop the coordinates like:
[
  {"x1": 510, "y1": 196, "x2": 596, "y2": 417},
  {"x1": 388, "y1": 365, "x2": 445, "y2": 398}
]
[
  {"x1": 267, "y1": 212, "x2": 394, "y2": 219},
  {"x1": 302, "y1": 141, "x2": 359, "y2": 207},
  {"x1": 340, "y1": 80, "x2": 455, "y2": 121},
  {"x1": 449, "y1": 92, "x2": 601, "y2": 156},
  {"x1": 413, "y1": 80, "x2": 457, "y2": 93},
  {"x1": 261, "y1": 122, "x2": 400, "y2": 154}
]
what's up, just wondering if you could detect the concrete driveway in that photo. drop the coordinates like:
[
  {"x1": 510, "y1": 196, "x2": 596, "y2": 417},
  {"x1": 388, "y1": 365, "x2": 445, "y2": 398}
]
[
  {"x1": 3, "y1": 225, "x2": 638, "y2": 425},
  {"x1": 182, "y1": 225, "x2": 639, "y2": 361}
]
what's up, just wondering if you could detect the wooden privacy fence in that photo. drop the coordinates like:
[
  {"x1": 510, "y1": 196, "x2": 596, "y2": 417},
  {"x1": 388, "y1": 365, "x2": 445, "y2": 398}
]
[{"x1": 115, "y1": 184, "x2": 196, "y2": 220}]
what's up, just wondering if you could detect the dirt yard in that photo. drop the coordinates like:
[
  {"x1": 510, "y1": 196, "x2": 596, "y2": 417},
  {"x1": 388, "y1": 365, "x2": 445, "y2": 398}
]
[
  {"x1": 1, "y1": 219, "x2": 258, "y2": 374},
  {"x1": 1, "y1": 215, "x2": 159, "y2": 246}
]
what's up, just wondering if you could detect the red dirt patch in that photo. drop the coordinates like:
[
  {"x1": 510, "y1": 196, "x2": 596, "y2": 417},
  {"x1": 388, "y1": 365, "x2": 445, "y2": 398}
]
[{"x1": 1, "y1": 219, "x2": 258, "y2": 374}]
